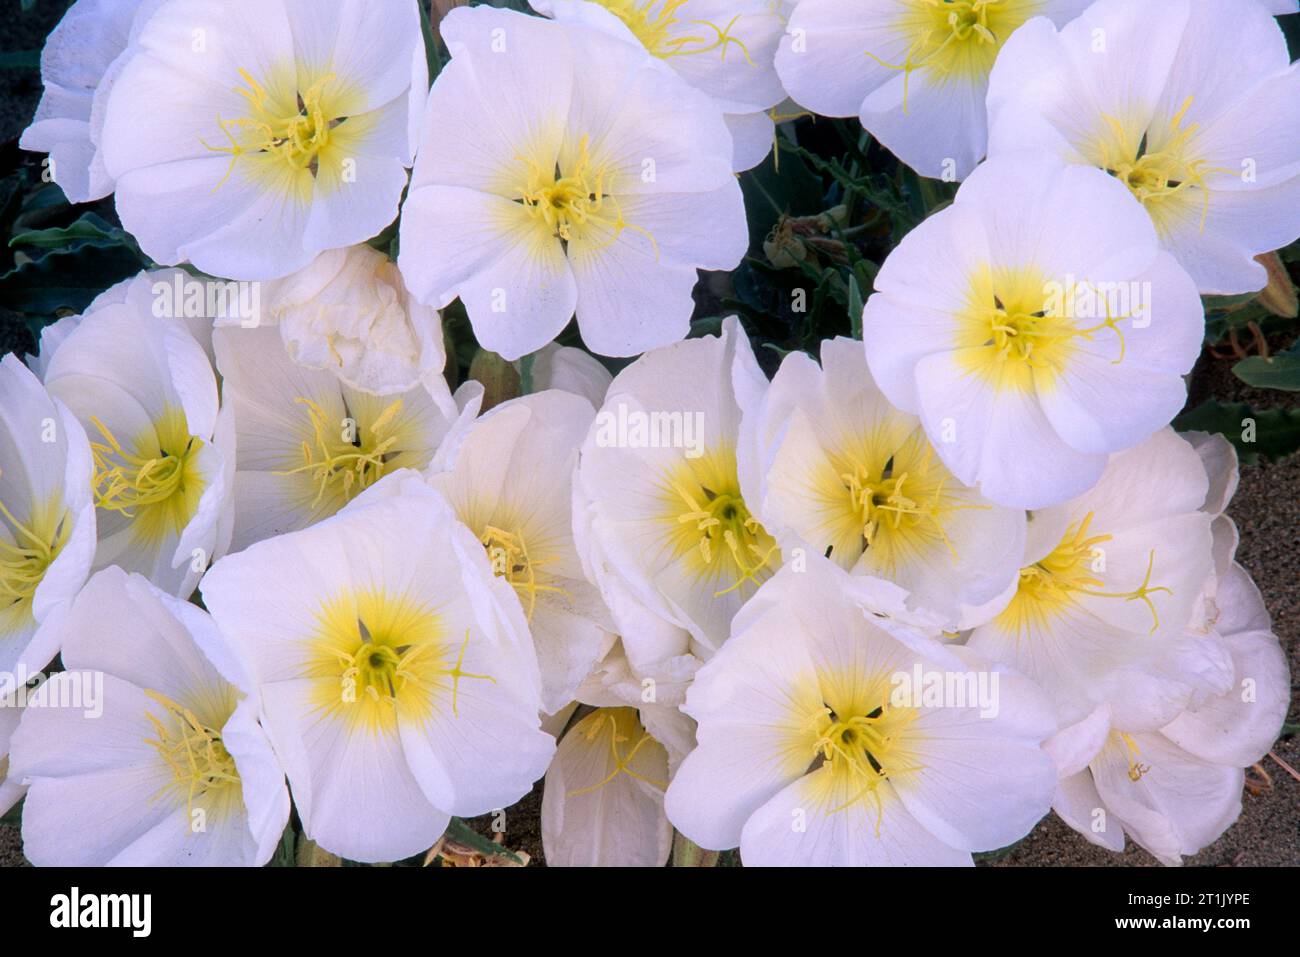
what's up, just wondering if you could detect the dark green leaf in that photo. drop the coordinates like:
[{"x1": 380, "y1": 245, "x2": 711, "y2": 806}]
[
  {"x1": 0, "y1": 242, "x2": 143, "y2": 319},
  {"x1": 1175, "y1": 400, "x2": 1300, "y2": 465}
]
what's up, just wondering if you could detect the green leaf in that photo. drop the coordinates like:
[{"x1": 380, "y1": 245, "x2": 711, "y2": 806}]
[
  {"x1": 439, "y1": 818, "x2": 524, "y2": 865},
  {"x1": 1232, "y1": 340, "x2": 1300, "y2": 391},
  {"x1": 268, "y1": 826, "x2": 297, "y2": 867},
  {"x1": 1174, "y1": 400, "x2": 1300, "y2": 465},
  {"x1": 11, "y1": 212, "x2": 135, "y2": 252},
  {"x1": 848, "y1": 272, "x2": 865, "y2": 340},
  {"x1": 0, "y1": 242, "x2": 144, "y2": 318}
]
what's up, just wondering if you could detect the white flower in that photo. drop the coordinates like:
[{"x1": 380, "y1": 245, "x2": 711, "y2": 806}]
[
  {"x1": 1052, "y1": 561, "x2": 1289, "y2": 865},
  {"x1": 987, "y1": 0, "x2": 1300, "y2": 294},
  {"x1": 199, "y1": 471, "x2": 555, "y2": 863},
  {"x1": 774, "y1": 0, "x2": 1090, "y2": 179},
  {"x1": 255, "y1": 245, "x2": 448, "y2": 396},
  {"x1": 541, "y1": 639, "x2": 696, "y2": 867},
  {"x1": 530, "y1": 343, "x2": 613, "y2": 409},
  {"x1": 98, "y1": 0, "x2": 428, "y2": 280},
  {"x1": 18, "y1": 0, "x2": 146, "y2": 203},
  {"x1": 398, "y1": 5, "x2": 747, "y2": 360},
  {"x1": 8, "y1": 566, "x2": 290, "y2": 866},
  {"x1": 745, "y1": 336, "x2": 1026, "y2": 626},
  {"x1": 530, "y1": 0, "x2": 788, "y2": 170},
  {"x1": 40, "y1": 272, "x2": 233, "y2": 597},
  {"x1": 665, "y1": 558, "x2": 1058, "y2": 865},
  {"x1": 428, "y1": 390, "x2": 613, "y2": 713},
  {"x1": 0, "y1": 355, "x2": 96, "y2": 675},
  {"x1": 861, "y1": 152, "x2": 1204, "y2": 509},
  {"x1": 966, "y1": 429, "x2": 1217, "y2": 733},
  {"x1": 212, "y1": 323, "x2": 468, "y2": 553},
  {"x1": 574, "y1": 318, "x2": 776, "y2": 673}
]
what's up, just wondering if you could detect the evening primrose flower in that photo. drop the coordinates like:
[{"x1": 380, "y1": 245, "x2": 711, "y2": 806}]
[
  {"x1": 774, "y1": 0, "x2": 1090, "y2": 179},
  {"x1": 8, "y1": 567, "x2": 290, "y2": 866},
  {"x1": 18, "y1": 0, "x2": 146, "y2": 203},
  {"x1": 665, "y1": 558, "x2": 1058, "y2": 865},
  {"x1": 861, "y1": 152, "x2": 1204, "y2": 509},
  {"x1": 745, "y1": 337, "x2": 1025, "y2": 625},
  {"x1": 199, "y1": 472, "x2": 554, "y2": 863},
  {"x1": 0, "y1": 356, "x2": 96, "y2": 676},
  {"x1": 212, "y1": 324, "x2": 468, "y2": 553},
  {"x1": 1052, "y1": 561, "x2": 1289, "y2": 865},
  {"x1": 398, "y1": 5, "x2": 747, "y2": 359},
  {"x1": 98, "y1": 0, "x2": 428, "y2": 280},
  {"x1": 41, "y1": 276, "x2": 232, "y2": 597},
  {"x1": 541, "y1": 639, "x2": 696, "y2": 867},
  {"x1": 253, "y1": 245, "x2": 448, "y2": 396},
  {"x1": 987, "y1": 0, "x2": 1300, "y2": 294},
  {"x1": 428, "y1": 390, "x2": 613, "y2": 713},
  {"x1": 966, "y1": 429, "x2": 1217, "y2": 733},
  {"x1": 530, "y1": 0, "x2": 788, "y2": 170},
  {"x1": 573, "y1": 318, "x2": 776, "y2": 667}
]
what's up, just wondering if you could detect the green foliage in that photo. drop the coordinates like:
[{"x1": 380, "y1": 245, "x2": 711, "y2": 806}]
[
  {"x1": 1232, "y1": 340, "x2": 1300, "y2": 392},
  {"x1": 1175, "y1": 401, "x2": 1300, "y2": 465}
]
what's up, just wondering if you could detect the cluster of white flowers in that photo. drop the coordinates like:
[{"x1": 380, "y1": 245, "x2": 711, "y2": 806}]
[{"x1": 2, "y1": 0, "x2": 1296, "y2": 867}]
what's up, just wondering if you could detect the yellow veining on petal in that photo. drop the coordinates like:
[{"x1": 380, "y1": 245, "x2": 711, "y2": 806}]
[
  {"x1": 808, "y1": 425, "x2": 987, "y2": 577},
  {"x1": 144, "y1": 687, "x2": 242, "y2": 828},
  {"x1": 515, "y1": 134, "x2": 658, "y2": 257},
  {"x1": 0, "y1": 477, "x2": 70, "y2": 622},
  {"x1": 479, "y1": 524, "x2": 566, "y2": 621},
  {"x1": 1092, "y1": 95, "x2": 1229, "y2": 238},
  {"x1": 202, "y1": 64, "x2": 369, "y2": 200},
  {"x1": 804, "y1": 671, "x2": 923, "y2": 835},
  {"x1": 596, "y1": 0, "x2": 754, "y2": 63},
  {"x1": 953, "y1": 265, "x2": 1132, "y2": 392},
  {"x1": 660, "y1": 445, "x2": 778, "y2": 599},
  {"x1": 565, "y1": 707, "x2": 668, "y2": 797},
  {"x1": 996, "y1": 511, "x2": 1172, "y2": 637},
  {"x1": 309, "y1": 589, "x2": 494, "y2": 734},
  {"x1": 89, "y1": 408, "x2": 206, "y2": 548},
  {"x1": 867, "y1": 0, "x2": 1044, "y2": 108},
  {"x1": 275, "y1": 396, "x2": 404, "y2": 511}
]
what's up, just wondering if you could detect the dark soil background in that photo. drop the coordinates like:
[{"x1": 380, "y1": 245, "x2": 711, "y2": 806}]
[{"x1": 0, "y1": 0, "x2": 1295, "y2": 868}]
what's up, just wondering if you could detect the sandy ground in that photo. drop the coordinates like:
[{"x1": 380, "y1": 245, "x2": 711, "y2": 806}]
[{"x1": 0, "y1": 1, "x2": 1295, "y2": 868}]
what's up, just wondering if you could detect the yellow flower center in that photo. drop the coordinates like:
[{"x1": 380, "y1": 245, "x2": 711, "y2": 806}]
[
  {"x1": 89, "y1": 409, "x2": 206, "y2": 546},
  {"x1": 838, "y1": 439, "x2": 975, "y2": 568},
  {"x1": 516, "y1": 135, "x2": 656, "y2": 253},
  {"x1": 664, "y1": 448, "x2": 778, "y2": 598},
  {"x1": 955, "y1": 267, "x2": 1129, "y2": 392},
  {"x1": 598, "y1": 0, "x2": 752, "y2": 62},
  {"x1": 871, "y1": 0, "x2": 1041, "y2": 104},
  {"x1": 206, "y1": 69, "x2": 345, "y2": 181},
  {"x1": 565, "y1": 707, "x2": 668, "y2": 797},
  {"x1": 311, "y1": 590, "x2": 494, "y2": 733},
  {"x1": 144, "y1": 689, "x2": 241, "y2": 826},
  {"x1": 0, "y1": 482, "x2": 70, "y2": 612},
  {"x1": 479, "y1": 524, "x2": 565, "y2": 621},
  {"x1": 997, "y1": 511, "x2": 1172, "y2": 636},
  {"x1": 810, "y1": 697, "x2": 920, "y2": 826},
  {"x1": 1096, "y1": 96, "x2": 1222, "y2": 233},
  {"x1": 277, "y1": 396, "x2": 403, "y2": 510}
]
